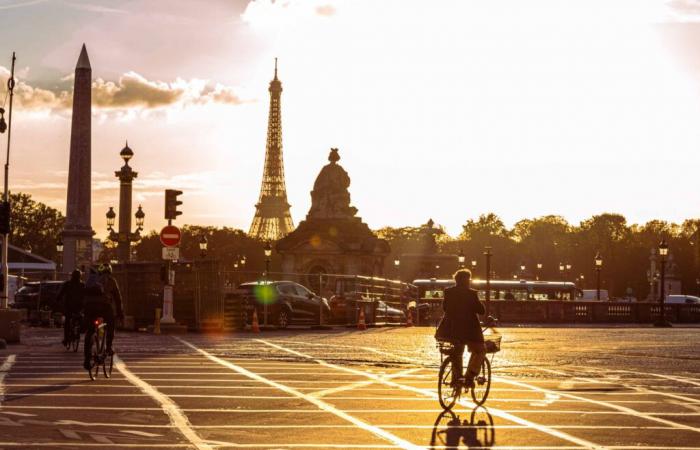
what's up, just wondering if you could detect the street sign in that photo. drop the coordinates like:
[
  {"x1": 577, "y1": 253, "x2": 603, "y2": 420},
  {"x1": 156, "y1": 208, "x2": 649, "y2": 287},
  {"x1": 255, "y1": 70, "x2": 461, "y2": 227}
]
[
  {"x1": 162, "y1": 247, "x2": 179, "y2": 261},
  {"x1": 160, "y1": 225, "x2": 181, "y2": 247}
]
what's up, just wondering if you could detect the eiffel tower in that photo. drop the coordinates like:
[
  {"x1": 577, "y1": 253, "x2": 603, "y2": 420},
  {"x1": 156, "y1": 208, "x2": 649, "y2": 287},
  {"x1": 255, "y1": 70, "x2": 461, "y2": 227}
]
[{"x1": 249, "y1": 59, "x2": 294, "y2": 240}]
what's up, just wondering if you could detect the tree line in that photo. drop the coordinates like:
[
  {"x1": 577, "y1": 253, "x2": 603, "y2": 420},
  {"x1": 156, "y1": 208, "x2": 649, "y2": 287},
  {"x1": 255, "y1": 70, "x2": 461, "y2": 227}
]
[{"x1": 11, "y1": 193, "x2": 698, "y2": 298}]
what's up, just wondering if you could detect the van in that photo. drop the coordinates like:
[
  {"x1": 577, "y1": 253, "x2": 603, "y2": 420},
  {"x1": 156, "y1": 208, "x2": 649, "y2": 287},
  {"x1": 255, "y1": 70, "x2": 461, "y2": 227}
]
[{"x1": 666, "y1": 295, "x2": 700, "y2": 304}]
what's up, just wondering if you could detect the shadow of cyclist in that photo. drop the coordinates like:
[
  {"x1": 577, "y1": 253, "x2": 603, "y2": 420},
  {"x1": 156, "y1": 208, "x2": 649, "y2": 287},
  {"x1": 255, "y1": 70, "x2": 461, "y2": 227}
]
[{"x1": 430, "y1": 405, "x2": 495, "y2": 449}]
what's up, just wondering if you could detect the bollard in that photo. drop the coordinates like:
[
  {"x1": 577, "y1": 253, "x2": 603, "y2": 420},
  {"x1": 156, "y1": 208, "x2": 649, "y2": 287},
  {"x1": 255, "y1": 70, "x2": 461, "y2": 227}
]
[
  {"x1": 154, "y1": 308, "x2": 161, "y2": 335},
  {"x1": 357, "y1": 307, "x2": 367, "y2": 330}
]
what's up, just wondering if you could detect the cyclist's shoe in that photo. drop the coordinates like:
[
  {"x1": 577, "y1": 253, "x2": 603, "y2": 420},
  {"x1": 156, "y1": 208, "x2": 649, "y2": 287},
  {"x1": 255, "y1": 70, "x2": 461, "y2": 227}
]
[
  {"x1": 83, "y1": 360, "x2": 91, "y2": 370},
  {"x1": 464, "y1": 375, "x2": 475, "y2": 389}
]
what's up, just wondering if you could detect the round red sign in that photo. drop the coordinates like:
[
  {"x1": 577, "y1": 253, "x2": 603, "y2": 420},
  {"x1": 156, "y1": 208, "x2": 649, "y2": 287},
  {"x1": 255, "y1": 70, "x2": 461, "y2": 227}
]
[{"x1": 160, "y1": 225, "x2": 181, "y2": 247}]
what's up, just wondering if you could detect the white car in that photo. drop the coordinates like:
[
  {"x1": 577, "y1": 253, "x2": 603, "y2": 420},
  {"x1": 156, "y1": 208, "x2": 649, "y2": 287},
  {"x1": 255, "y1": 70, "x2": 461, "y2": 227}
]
[
  {"x1": 576, "y1": 289, "x2": 609, "y2": 301},
  {"x1": 666, "y1": 295, "x2": 700, "y2": 304}
]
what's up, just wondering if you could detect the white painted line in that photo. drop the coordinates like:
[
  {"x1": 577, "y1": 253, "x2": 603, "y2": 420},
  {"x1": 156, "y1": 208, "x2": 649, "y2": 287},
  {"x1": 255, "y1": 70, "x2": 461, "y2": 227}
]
[
  {"x1": 497, "y1": 375, "x2": 700, "y2": 434},
  {"x1": 0, "y1": 354, "x2": 16, "y2": 405},
  {"x1": 257, "y1": 339, "x2": 607, "y2": 450},
  {"x1": 113, "y1": 354, "x2": 216, "y2": 450},
  {"x1": 175, "y1": 336, "x2": 423, "y2": 450}
]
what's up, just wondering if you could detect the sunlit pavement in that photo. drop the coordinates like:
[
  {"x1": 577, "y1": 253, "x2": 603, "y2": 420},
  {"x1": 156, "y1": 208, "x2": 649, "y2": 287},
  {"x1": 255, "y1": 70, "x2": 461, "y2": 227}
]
[{"x1": 1, "y1": 326, "x2": 699, "y2": 449}]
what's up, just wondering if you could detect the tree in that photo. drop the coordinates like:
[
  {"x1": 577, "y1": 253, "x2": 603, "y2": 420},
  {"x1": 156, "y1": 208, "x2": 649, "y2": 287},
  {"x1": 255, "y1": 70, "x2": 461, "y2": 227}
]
[{"x1": 8, "y1": 192, "x2": 64, "y2": 260}]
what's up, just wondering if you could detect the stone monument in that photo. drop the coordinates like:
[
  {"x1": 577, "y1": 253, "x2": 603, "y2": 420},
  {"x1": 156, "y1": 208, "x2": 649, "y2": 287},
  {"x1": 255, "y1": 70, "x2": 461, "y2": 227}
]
[
  {"x1": 276, "y1": 148, "x2": 390, "y2": 292},
  {"x1": 62, "y1": 44, "x2": 94, "y2": 273}
]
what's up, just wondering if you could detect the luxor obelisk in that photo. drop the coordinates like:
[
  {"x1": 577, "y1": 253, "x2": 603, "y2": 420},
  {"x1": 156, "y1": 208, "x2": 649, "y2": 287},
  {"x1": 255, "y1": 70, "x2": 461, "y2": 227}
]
[{"x1": 62, "y1": 44, "x2": 94, "y2": 273}]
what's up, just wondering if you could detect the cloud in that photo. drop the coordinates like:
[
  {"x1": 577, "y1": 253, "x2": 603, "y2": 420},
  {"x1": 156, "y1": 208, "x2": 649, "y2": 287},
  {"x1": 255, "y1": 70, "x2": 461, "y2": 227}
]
[
  {"x1": 315, "y1": 4, "x2": 336, "y2": 16},
  {"x1": 0, "y1": 67, "x2": 246, "y2": 112}
]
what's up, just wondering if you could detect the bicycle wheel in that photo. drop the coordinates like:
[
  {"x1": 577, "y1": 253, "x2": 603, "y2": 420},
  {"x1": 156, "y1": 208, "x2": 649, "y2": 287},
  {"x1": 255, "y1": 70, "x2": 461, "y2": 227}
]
[
  {"x1": 103, "y1": 351, "x2": 113, "y2": 378},
  {"x1": 470, "y1": 357, "x2": 491, "y2": 406},
  {"x1": 88, "y1": 334, "x2": 100, "y2": 381},
  {"x1": 438, "y1": 357, "x2": 460, "y2": 410}
]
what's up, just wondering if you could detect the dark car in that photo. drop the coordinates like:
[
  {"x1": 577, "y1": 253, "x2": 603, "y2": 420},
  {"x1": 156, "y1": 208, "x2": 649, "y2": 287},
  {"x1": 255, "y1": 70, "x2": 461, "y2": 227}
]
[
  {"x1": 375, "y1": 300, "x2": 406, "y2": 324},
  {"x1": 239, "y1": 281, "x2": 330, "y2": 329},
  {"x1": 13, "y1": 281, "x2": 64, "y2": 313}
]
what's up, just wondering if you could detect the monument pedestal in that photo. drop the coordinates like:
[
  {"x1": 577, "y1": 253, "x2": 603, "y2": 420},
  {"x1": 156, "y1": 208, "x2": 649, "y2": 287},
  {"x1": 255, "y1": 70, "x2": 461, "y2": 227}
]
[{"x1": 0, "y1": 309, "x2": 22, "y2": 343}]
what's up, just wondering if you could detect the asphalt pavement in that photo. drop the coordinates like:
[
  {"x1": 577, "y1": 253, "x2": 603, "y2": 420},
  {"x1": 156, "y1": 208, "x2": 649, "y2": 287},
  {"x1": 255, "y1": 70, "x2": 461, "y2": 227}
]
[{"x1": 0, "y1": 325, "x2": 699, "y2": 449}]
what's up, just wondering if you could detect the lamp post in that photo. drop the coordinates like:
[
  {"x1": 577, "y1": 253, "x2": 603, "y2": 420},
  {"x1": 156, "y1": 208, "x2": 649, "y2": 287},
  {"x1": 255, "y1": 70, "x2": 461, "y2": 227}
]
[
  {"x1": 393, "y1": 256, "x2": 400, "y2": 279},
  {"x1": 519, "y1": 262, "x2": 526, "y2": 279},
  {"x1": 106, "y1": 144, "x2": 144, "y2": 263},
  {"x1": 458, "y1": 250, "x2": 465, "y2": 269},
  {"x1": 199, "y1": 235, "x2": 208, "y2": 259},
  {"x1": 56, "y1": 238, "x2": 64, "y2": 277},
  {"x1": 536, "y1": 263, "x2": 542, "y2": 281},
  {"x1": 565, "y1": 263, "x2": 572, "y2": 281},
  {"x1": 484, "y1": 246, "x2": 492, "y2": 316},
  {"x1": 558, "y1": 262, "x2": 564, "y2": 281},
  {"x1": 595, "y1": 252, "x2": 603, "y2": 300},
  {"x1": 264, "y1": 241, "x2": 272, "y2": 278},
  {"x1": 0, "y1": 52, "x2": 16, "y2": 310},
  {"x1": 579, "y1": 274, "x2": 585, "y2": 289},
  {"x1": 471, "y1": 260, "x2": 477, "y2": 272},
  {"x1": 655, "y1": 239, "x2": 671, "y2": 327}
]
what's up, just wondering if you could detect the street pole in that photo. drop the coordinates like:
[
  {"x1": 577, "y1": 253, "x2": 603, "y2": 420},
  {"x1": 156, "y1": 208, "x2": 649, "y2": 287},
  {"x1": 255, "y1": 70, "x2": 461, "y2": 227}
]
[
  {"x1": 655, "y1": 239, "x2": 671, "y2": 327},
  {"x1": 596, "y1": 268, "x2": 601, "y2": 301},
  {"x1": 484, "y1": 246, "x2": 492, "y2": 317},
  {"x1": 1, "y1": 52, "x2": 16, "y2": 310}
]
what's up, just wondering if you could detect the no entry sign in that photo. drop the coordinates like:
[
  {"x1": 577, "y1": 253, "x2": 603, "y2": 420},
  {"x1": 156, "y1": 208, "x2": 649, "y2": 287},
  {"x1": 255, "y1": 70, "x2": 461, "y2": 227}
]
[{"x1": 160, "y1": 225, "x2": 181, "y2": 247}]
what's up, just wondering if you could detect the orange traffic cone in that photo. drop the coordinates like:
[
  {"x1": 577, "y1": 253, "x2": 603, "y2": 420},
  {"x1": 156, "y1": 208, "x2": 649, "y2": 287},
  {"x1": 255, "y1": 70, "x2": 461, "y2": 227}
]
[
  {"x1": 357, "y1": 308, "x2": 367, "y2": 330},
  {"x1": 406, "y1": 310, "x2": 414, "y2": 327},
  {"x1": 251, "y1": 309, "x2": 260, "y2": 333}
]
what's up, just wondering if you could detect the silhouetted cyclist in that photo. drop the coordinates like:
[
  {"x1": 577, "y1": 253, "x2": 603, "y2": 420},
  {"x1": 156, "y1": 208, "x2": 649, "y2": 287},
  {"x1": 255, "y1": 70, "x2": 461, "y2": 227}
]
[
  {"x1": 58, "y1": 269, "x2": 84, "y2": 346},
  {"x1": 83, "y1": 265, "x2": 123, "y2": 370},
  {"x1": 442, "y1": 269, "x2": 486, "y2": 388}
]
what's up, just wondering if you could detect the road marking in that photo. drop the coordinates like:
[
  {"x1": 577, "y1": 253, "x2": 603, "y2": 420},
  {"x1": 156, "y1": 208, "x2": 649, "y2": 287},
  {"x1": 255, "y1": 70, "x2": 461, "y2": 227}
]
[
  {"x1": 257, "y1": 339, "x2": 608, "y2": 450},
  {"x1": 0, "y1": 354, "x2": 16, "y2": 405},
  {"x1": 113, "y1": 355, "x2": 215, "y2": 450},
  {"x1": 497, "y1": 375, "x2": 700, "y2": 434},
  {"x1": 175, "y1": 337, "x2": 423, "y2": 450},
  {"x1": 575, "y1": 365, "x2": 700, "y2": 387}
]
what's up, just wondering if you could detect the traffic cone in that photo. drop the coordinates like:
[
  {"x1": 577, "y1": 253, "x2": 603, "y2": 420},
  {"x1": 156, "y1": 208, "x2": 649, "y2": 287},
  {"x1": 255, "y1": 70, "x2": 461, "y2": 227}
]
[
  {"x1": 251, "y1": 309, "x2": 261, "y2": 333},
  {"x1": 406, "y1": 309, "x2": 413, "y2": 327},
  {"x1": 357, "y1": 308, "x2": 367, "y2": 330}
]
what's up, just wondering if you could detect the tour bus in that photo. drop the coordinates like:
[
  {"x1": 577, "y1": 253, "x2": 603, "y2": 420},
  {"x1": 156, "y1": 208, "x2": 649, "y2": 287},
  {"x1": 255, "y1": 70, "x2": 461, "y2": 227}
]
[
  {"x1": 413, "y1": 278, "x2": 579, "y2": 325},
  {"x1": 328, "y1": 275, "x2": 417, "y2": 325}
]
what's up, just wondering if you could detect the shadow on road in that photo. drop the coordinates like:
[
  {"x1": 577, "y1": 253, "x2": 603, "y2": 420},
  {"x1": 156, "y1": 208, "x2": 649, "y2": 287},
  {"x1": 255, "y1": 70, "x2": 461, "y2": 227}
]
[{"x1": 430, "y1": 406, "x2": 495, "y2": 449}]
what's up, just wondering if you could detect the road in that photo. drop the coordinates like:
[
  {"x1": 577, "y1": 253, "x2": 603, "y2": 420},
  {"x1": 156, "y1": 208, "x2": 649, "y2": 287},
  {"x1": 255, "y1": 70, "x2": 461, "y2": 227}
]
[{"x1": 0, "y1": 325, "x2": 699, "y2": 449}]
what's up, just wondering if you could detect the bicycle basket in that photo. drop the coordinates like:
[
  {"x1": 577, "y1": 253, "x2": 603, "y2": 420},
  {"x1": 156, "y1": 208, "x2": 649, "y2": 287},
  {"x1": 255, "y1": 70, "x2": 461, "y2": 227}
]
[
  {"x1": 437, "y1": 340, "x2": 454, "y2": 355},
  {"x1": 484, "y1": 334, "x2": 502, "y2": 354}
]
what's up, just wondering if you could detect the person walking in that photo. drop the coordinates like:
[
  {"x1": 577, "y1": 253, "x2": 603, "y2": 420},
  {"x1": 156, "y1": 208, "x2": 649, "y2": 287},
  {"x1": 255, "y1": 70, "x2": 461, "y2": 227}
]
[
  {"x1": 442, "y1": 269, "x2": 486, "y2": 387},
  {"x1": 58, "y1": 269, "x2": 85, "y2": 346}
]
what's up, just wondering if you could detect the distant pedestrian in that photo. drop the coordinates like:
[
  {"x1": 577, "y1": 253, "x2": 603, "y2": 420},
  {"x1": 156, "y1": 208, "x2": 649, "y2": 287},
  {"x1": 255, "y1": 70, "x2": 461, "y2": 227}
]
[
  {"x1": 57, "y1": 269, "x2": 85, "y2": 346},
  {"x1": 440, "y1": 269, "x2": 486, "y2": 388}
]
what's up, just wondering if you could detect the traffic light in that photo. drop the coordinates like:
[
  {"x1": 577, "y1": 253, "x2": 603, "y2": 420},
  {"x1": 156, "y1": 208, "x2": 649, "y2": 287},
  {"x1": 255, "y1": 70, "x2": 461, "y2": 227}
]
[
  {"x1": 164, "y1": 189, "x2": 183, "y2": 221},
  {"x1": 0, "y1": 201, "x2": 10, "y2": 234}
]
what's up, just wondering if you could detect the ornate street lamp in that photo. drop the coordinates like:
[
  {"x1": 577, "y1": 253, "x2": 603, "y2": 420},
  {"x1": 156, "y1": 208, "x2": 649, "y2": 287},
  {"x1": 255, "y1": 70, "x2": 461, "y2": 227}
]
[
  {"x1": 135, "y1": 205, "x2": 145, "y2": 231},
  {"x1": 484, "y1": 246, "x2": 492, "y2": 316},
  {"x1": 199, "y1": 235, "x2": 208, "y2": 259},
  {"x1": 471, "y1": 260, "x2": 477, "y2": 270},
  {"x1": 536, "y1": 263, "x2": 542, "y2": 281},
  {"x1": 458, "y1": 250, "x2": 465, "y2": 268},
  {"x1": 264, "y1": 241, "x2": 272, "y2": 277},
  {"x1": 56, "y1": 237, "x2": 64, "y2": 275},
  {"x1": 595, "y1": 252, "x2": 603, "y2": 300},
  {"x1": 106, "y1": 207, "x2": 116, "y2": 231},
  {"x1": 106, "y1": 143, "x2": 143, "y2": 263},
  {"x1": 520, "y1": 262, "x2": 526, "y2": 279},
  {"x1": 393, "y1": 256, "x2": 400, "y2": 279},
  {"x1": 655, "y1": 239, "x2": 671, "y2": 327},
  {"x1": 559, "y1": 262, "x2": 565, "y2": 281}
]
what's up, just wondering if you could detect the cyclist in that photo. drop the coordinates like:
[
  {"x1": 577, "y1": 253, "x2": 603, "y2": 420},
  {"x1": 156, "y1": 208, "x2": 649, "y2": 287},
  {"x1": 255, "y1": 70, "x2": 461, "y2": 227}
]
[
  {"x1": 58, "y1": 269, "x2": 85, "y2": 346},
  {"x1": 82, "y1": 265, "x2": 123, "y2": 370},
  {"x1": 442, "y1": 269, "x2": 485, "y2": 388}
]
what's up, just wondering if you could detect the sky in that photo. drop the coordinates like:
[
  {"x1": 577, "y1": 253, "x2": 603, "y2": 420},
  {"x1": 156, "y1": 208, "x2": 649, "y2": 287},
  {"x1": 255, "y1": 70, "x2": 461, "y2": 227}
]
[{"x1": 1, "y1": 0, "x2": 700, "y2": 239}]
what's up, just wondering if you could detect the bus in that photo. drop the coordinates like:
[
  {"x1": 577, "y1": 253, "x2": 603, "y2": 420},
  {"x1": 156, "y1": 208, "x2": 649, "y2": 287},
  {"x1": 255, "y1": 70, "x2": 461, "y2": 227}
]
[{"x1": 413, "y1": 278, "x2": 579, "y2": 324}]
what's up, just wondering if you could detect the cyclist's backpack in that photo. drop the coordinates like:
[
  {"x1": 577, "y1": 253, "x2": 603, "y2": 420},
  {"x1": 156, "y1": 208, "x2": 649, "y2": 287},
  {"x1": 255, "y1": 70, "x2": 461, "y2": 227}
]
[{"x1": 85, "y1": 270, "x2": 105, "y2": 296}]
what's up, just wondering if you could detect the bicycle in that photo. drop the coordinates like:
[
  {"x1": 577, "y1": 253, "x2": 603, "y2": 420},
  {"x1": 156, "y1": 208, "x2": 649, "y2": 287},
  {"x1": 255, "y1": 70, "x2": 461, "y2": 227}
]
[
  {"x1": 64, "y1": 313, "x2": 82, "y2": 353},
  {"x1": 86, "y1": 316, "x2": 113, "y2": 381},
  {"x1": 437, "y1": 317, "x2": 501, "y2": 409}
]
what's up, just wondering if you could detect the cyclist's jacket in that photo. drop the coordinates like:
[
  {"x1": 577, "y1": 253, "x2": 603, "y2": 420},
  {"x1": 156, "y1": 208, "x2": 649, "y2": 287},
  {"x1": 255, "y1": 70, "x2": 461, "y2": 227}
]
[
  {"x1": 57, "y1": 279, "x2": 85, "y2": 313},
  {"x1": 442, "y1": 286, "x2": 485, "y2": 344},
  {"x1": 84, "y1": 273, "x2": 123, "y2": 317}
]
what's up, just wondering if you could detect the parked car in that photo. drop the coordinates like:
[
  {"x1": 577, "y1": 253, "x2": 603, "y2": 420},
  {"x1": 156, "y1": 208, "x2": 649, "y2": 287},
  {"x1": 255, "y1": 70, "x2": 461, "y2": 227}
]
[
  {"x1": 666, "y1": 295, "x2": 700, "y2": 304},
  {"x1": 13, "y1": 281, "x2": 64, "y2": 313},
  {"x1": 575, "y1": 289, "x2": 610, "y2": 301},
  {"x1": 374, "y1": 300, "x2": 406, "y2": 324},
  {"x1": 239, "y1": 281, "x2": 330, "y2": 329}
]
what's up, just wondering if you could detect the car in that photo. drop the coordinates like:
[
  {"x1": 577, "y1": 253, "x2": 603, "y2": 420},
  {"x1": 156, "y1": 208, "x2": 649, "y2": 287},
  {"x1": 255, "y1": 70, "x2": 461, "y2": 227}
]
[
  {"x1": 575, "y1": 289, "x2": 610, "y2": 301},
  {"x1": 13, "y1": 281, "x2": 64, "y2": 312},
  {"x1": 666, "y1": 295, "x2": 700, "y2": 304},
  {"x1": 375, "y1": 300, "x2": 406, "y2": 324},
  {"x1": 238, "y1": 281, "x2": 330, "y2": 329}
]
